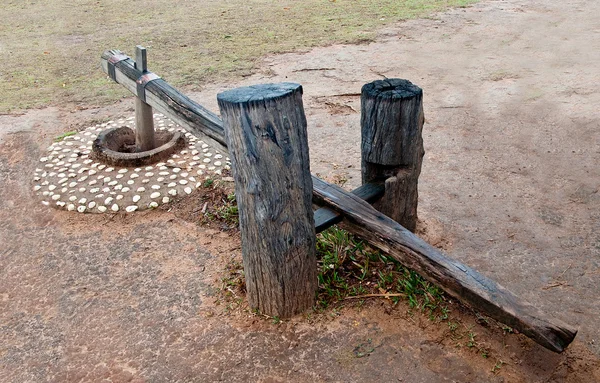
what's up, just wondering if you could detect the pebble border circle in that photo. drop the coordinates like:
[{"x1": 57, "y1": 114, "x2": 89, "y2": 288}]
[{"x1": 33, "y1": 114, "x2": 231, "y2": 213}]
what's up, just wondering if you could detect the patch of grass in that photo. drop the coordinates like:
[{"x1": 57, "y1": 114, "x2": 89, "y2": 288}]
[
  {"x1": 0, "y1": 0, "x2": 478, "y2": 114},
  {"x1": 491, "y1": 360, "x2": 505, "y2": 374},
  {"x1": 315, "y1": 226, "x2": 449, "y2": 319},
  {"x1": 202, "y1": 178, "x2": 215, "y2": 188},
  {"x1": 53, "y1": 131, "x2": 78, "y2": 142},
  {"x1": 203, "y1": 189, "x2": 240, "y2": 229}
]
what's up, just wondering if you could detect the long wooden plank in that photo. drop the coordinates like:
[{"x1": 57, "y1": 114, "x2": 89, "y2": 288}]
[
  {"x1": 101, "y1": 50, "x2": 228, "y2": 153},
  {"x1": 314, "y1": 182, "x2": 384, "y2": 233},
  {"x1": 311, "y1": 176, "x2": 577, "y2": 353}
]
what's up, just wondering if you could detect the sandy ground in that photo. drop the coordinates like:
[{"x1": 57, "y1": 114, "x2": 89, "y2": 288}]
[{"x1": 1, "y1": 0, "x2": 599, "y2": 381}]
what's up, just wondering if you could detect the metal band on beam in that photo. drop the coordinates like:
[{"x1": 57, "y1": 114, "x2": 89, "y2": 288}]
[
  {"x1": 107, "y1": 53, "x2": 129, "y2": 82},
  {"x1": 136, "y1": 72, "x2": 161, "y2": 103}
]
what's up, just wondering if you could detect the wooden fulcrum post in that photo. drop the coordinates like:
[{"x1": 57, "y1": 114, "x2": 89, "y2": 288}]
[
  {"x1": 134, "y1": 45, "x2": 156, "y2": 152},
  {"x1": 217, "y1": 83, "x2": 317, "y2": 318},
  {"x1": 361, "y1": 79, "x2": 425, "y2": 232}
]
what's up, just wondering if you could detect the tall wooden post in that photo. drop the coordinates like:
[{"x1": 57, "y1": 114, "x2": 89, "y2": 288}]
[
  {"x1": 361, "y1": 79, "x2": 424, "y2": 232},
  {"x1": 217, "y1": 83, "x2": 317, "y2": 318},
  {"x1": 134, "y1": 45, "x2": 156, "y2": 152}
]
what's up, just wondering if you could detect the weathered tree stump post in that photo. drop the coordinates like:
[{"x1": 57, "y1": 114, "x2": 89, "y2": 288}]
[
  {"x1": 217, "y1": 83, "x2": 317, "y2": 318},
  {"x1": 361, "y1": 79, "x2": 424, "y2": 232},
  {"x1": 134, "y1": 45, "x2": 156, "y2": 152}
]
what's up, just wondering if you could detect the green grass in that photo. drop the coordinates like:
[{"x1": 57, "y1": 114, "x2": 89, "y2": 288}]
[
  {"x1": 315, "y1": 226, "x2": 448, "y2": 319},
  {"x1": 0, "y1": 0, "x2": 477, "y2": 114},
  {"x1": 53, "y1": 131, "x2": 77, "y2": 142}
]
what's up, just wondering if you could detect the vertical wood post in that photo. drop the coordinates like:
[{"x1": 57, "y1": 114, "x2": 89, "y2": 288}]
[
  {"x1": 134, "y1": 45, "x2": 156, "y2": 152},
  {"x1": 217, "y1": 83, "x2": 317, "y2": 318},
  {"x1": 361, "y1": 79, "x2": 425, "y2": 232}
]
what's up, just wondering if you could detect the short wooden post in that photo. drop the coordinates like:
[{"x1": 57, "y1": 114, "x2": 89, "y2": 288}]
[
  {"x1": 361, "y1": 79, "x2": 424, "y2": 232},
  {"x1": 134, "y1": 45, "x2": 156, "y2": 152},
  {"x1": 217, "y1": 83, "x2": 317, "y2": 318}
]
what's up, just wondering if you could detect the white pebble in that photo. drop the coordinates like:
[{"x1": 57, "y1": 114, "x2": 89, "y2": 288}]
[
  {"x1": 162, "y1": 197, "x2": 170, "y2": 204},
  {"x1": 118, "y1": 169, "x2": 128, "y2": 174},
  {"x1": 145, "y1": 172, "x2": 154, "y2": 177},
  {"x1": 130, "y1": 173, "x2": 139, "y2": 179},
  {"x1": 116, "y1": 195, "x2": 123, "y2": 200},
  {"x1": 127, "y1": 180, "x2": 135, "y2": 185},
  {"x1": 105, "y1": 197, "x2": 114, "y2": 205},
  {"x1": 136, "y1": 187, "x2": 146, "y2": 192},
  {"x1": 184, "y1": 187, "x2": 192, "y2": 195},
  {"x1": 97, "y1": 206, "x2": 107, "y2": 213},
  {"x1": 168, "y1": 182, "x2": 176, "y2": 187},
  {"x1": 108, "y1": 181, "x2": 118, "y2": 186},
  {"x1": 150, "y1": 192, "x2": 161, "y2": 199},
  {"x1": 168, "y1": 189, "x2": 177, "y2": 196},
  {"x1": 125, "y1": 205, "x2": 138, "y2": 213},
  {"x1": 67, "y1": 204, "x2": 75, "y2": 211},
  {"x1": 111, "y1": 204, "x2": 119, "y2": 212},
  {"x1": 78, "y1": 198, "x2": 87, "y2": 204},
  {"x1": 148, "y1": 201, "x2": 158, "y2": 208},
  {"x1": 52, "y1": 194, "x2": 61, "y2": 201},
  {"x1": 133, "y1": 195, "x2": 141, "y2": 203},
  {"x1": 78, "y1": 187, "x2": 86, "y2": 192},
  {"x1": 214, "y1": 161, "x2": 222, "y2": 166},
  {"x1": 172, "y1": 168, "x2": 181, "y2": 173},
  {"x1": 121, "y1": 187, "x2": 130, "y2": 193},
  {"x1": 33, "y1": 185, "x2": 42, "y2": 191},
  {"x1": 88, "y1": 201, "x2": 96, "y2": 209},
  {"x1": 48, "y1": 185, "x2": 57, "y2": 191},
  {"x1": 77, "y1": 206, "x2": 86, "y2": 213},
  {"x1": 179, "y1": 180, "x2": 188, "y2": 185}
]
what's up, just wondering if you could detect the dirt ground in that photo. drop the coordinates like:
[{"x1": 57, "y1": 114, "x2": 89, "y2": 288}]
[{"x1": 1, "y1": 0, "x2": 599, "y2": 382}]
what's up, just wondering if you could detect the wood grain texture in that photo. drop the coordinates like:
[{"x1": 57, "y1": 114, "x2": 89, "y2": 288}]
[
  {"x1": 218, "y1": 83, "x2": 317, "y2": 318},
  {"x1": 311, "y1": 176, "x2": 577, "y2": 353},
  {"x1": 133, "y1": 46, "x2": 156, "y2": 151},
  {"x1": 314, "y1": 182, "x2": 384, "y2": 233},
  {"x1": 361, "y1": 78, "x2": 425, "y2": 231},
  {"x1": 101, "y1": 50, "x2": 227, "y2": 153}
]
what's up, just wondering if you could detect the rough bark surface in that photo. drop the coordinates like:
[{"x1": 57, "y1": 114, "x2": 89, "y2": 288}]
[
  {"x1": 311, "y1": 176, "x2": 577, "y2": 353},
  {"x1": 217, "y1": 83, "x2": 317, "y2": 318},
  {"x1": 361, "y1": 78, "x2": 425, "y2": 231}
]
